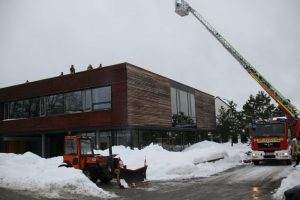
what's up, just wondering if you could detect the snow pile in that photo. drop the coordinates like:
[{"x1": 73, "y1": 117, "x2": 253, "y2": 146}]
[
  {"x1": 0, "y1": 152, "x2": 113, "y2": 199},
  {"x1": 96, "y1": 141, "x2": 250, "y2": 180},
  {"x1": 273, "y1": 166, "x2": 300, "y2": 199},
  {"x1": 0, "y1": 141, "x2": 250, "y2": 198}
]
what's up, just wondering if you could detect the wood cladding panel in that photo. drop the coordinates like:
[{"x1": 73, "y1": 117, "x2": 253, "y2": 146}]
[
  {"x1": 195, "y1": 91, "x2": 216, "y2": 130},
  {"x1": 127, "y1": 65, "x2": 172, "y2": 128}
]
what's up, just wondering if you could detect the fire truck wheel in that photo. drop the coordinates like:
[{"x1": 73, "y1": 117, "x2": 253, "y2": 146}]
[
  {"x1": 286, "y1": 160, "x2": 292, "y2": 165},
  {"x1": 253, "y1": 161, "x2": 259, "y2": 165},
  {"x1": 83, "y1": 166, "x2": 99, "y2": 183}
]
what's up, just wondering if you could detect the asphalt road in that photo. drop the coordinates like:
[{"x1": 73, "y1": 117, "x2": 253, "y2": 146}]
[
  {"x1": 0, "y1": 162, "x2": 293, "y2": 200},
  {"x1": 102, "y1": 162, "x2": 293, "y2": 200}
]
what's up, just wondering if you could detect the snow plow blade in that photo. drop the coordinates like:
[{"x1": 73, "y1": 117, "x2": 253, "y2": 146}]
[{"x1": 118, "y1": 165, "x2": 147, "y2": 188}]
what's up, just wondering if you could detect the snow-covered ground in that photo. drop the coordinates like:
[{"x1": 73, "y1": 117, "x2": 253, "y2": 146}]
[
  {"x1": 273, "y1": 165, "x2": 300, "y2": 199},
  {"x1": 0, "y1": 152, "x2": 113, "y2": 199},
  {"x1": 0, "y1": 141, "x2": 251, "y2": 198}
]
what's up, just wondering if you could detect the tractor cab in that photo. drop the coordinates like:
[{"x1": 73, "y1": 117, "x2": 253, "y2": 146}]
[
  {"x1": 60, "y1": 135, "x2": 147, "y2": 187},
  {"x1": 63, "y1": 135, "x2": 96, "y2": 169}
]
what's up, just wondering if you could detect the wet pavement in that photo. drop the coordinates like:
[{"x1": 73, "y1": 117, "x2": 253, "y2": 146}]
[
  {"x1": 101, "y1": 163, "x2": 292, "y2": 200},
  {"x1": 0, "y1": 162, "x2": 293, "y2": 200}
]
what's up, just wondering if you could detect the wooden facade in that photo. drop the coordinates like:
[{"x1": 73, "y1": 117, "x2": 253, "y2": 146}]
[
  {"x1": 195, "y1": 90, "x2": 216, "y2": 130},
  {"x1": 127, "y1": 64, "x2": 172, "y2": 128},
  {"x1": 0, "y1": 62, "x2": 216, "y2": 155}
]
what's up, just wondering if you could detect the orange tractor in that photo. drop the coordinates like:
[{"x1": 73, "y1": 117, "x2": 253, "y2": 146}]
[{"x1": 59, "y1": 135, "x2": 147, "y2": 187}]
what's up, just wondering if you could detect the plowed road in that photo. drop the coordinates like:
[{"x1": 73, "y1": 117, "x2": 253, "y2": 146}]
[{"x1": 102, "y1": 162, "x2": 292, "y2": 200}]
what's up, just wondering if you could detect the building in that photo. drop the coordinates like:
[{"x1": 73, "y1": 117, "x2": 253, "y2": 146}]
[
  {"x1": 0, "y1": 63, "x2": 216, "y2": 157},
  {"x1": 215, "y1": 96, "x2": 230, "y2": 119}
]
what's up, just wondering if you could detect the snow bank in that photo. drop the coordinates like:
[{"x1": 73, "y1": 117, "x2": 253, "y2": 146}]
[
  {"x1": 95, "y1": 141, "x2": 250, "y2": 181},
  {"x1": 273, "y1": 166, "x2": 300, "y2": 199},
  {"x1": 0, "y1": 141, "x2": 250, "y2": 198},
  {"x1": 0, "y1": 152, "x2": 113, "y2": 199}
]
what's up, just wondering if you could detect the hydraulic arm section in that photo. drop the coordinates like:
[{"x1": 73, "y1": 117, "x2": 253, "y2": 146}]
[{"x1": 175, "y1": 0, "x2": 300, "y2": 136}]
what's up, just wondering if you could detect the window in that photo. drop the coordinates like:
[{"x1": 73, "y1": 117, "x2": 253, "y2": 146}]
[
  {"x1": 9, "y1": 101, "x2": 24, "y2": 119},
  {"x1": 65, "y1": 139, "x2": 77, "y2": 155},
  {"x1": 80, "y1": 139, "x2": 93, "y2": 155},
  {"x1": 64, "y1": 91, "x2": 82, "y2": 113},
  {"x1": 46, "y1": 94, "x2": 64, "y2": 115},
  {"x1": 3, "y1": 85, "x2": 112, "y2": 119},
  {"x1": 179, "y1": 90, "x2": 188, "y2": 116},
  {"x1": 190, "y1": 94, "x2": 196, "y2": 119},
  {"x1": 92, "y1": 86, "x2": 111, "y2": 110},
  {"x1": 40, "y1": 97, "x2": 46, "y2": 116},
  {"x1": 171, "y1": 87, "x2": 177, "y2": 115},
  {"x1": 82, "y1": 89, "x2": 92, "y2": 111},
  {"x1": 170, "y1": 86, "x2": 196, "y2": 127},
  {"x1": 24, "y1": 98, "x2": 40, "y2": 118},
  {"x1": 4, "y1": 103, "x2": 9, "y2": 119}
]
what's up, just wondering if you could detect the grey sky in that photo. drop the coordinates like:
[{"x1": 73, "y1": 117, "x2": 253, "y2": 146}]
[{"x1": 0, "y1": 0, "x2": 299, "y2": 110}]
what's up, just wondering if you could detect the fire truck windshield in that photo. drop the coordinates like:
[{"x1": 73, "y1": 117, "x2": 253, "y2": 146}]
[{"x1": 253, "y1": 123, "x2": 285, "y2": 137}]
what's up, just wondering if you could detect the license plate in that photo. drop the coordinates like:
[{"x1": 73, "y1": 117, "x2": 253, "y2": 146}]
[{"x1": 264, "y1": 152, "x2": 274, "y2": 156}]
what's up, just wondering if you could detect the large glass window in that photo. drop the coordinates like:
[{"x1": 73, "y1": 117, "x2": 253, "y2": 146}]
[
  {"x1": 46, "y1": 94, "x2": 64, "y2": 115},
  {"x1": 3, "y1": 85, "x2": 112, "y2": 120},
  {"x1": 64, "y1": 91, "x2": 82, "y2": 113},
  {"x1": 92, "y1": 86, "x2": 111, "y2": 110},
  {"x1": 170, "y1": 86, "x2": 196, "y2": 127}
]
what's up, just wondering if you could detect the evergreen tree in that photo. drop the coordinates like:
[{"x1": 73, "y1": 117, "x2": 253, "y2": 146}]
[
  {"x1": 216, "y1": 101, "x2": 244, "y2": 143},
  {"x1": 242, "y1": 91, "x2": 276, "y2": 122}
]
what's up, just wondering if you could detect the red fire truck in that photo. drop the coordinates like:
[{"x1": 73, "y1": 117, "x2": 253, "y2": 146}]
[
  {"x1": 251, "y1": 120, "x2": 293, "y2": 165},
  {"x1": 175, "y1": 0, "x2": 300, "y2": 165}
]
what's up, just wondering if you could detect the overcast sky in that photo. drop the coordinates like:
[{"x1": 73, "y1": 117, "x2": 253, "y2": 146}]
[{"x1": 0, "y1": 0, "x2": 299, "y2": 110}]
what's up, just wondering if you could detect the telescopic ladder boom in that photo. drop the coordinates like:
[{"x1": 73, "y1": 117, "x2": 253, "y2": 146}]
[{"x1": 175, "y1": 0, "x2": 299, "y2": 119}]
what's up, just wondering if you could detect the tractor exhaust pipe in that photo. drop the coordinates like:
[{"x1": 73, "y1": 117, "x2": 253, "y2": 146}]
[{"x1": 108, "y1": 136, "x2": 112, "y2": 156}]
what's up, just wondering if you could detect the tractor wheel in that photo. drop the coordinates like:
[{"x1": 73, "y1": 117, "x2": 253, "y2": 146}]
[
  {"x1": 99, "y1": 176, "x2": 113, "y2": 183},
  {"x1": 83, "y1": 166, "x2": 98, "y2": 183}
]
